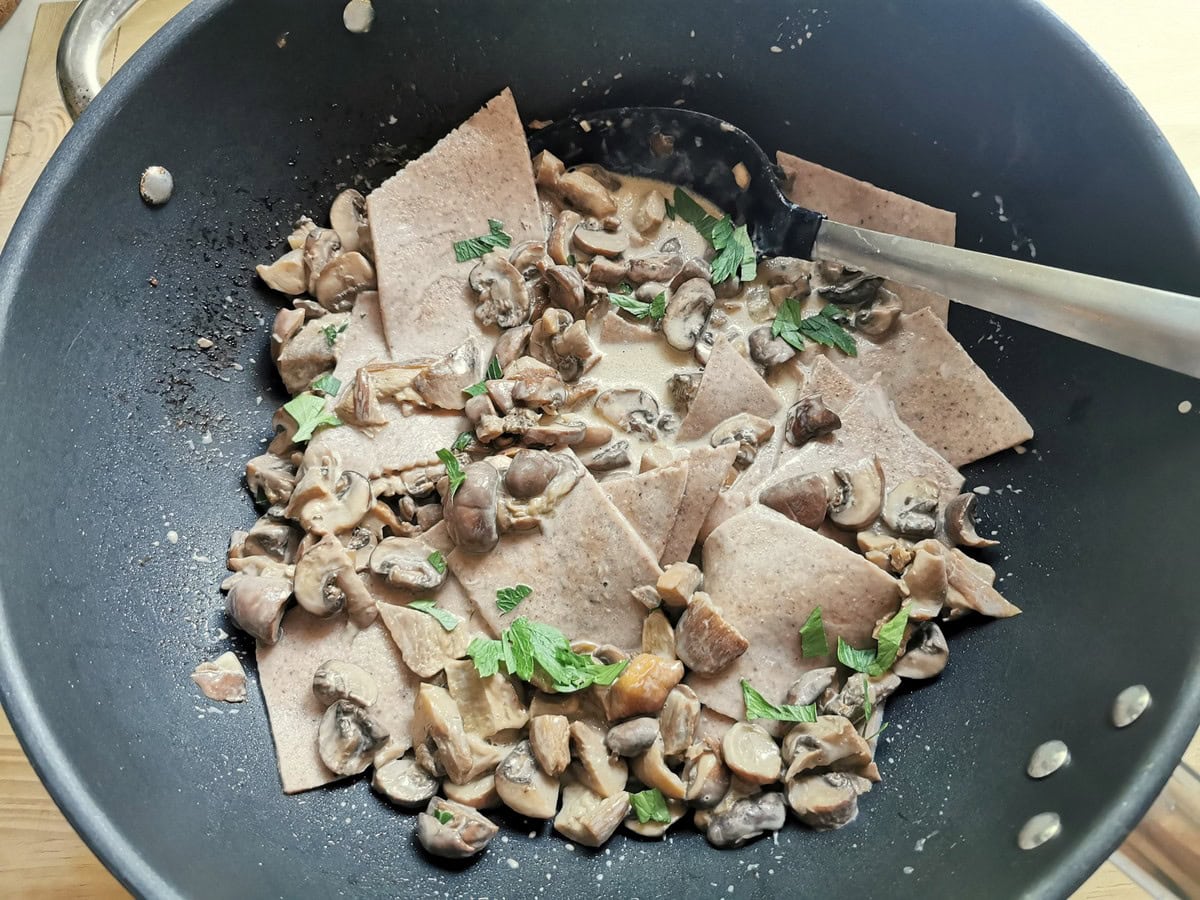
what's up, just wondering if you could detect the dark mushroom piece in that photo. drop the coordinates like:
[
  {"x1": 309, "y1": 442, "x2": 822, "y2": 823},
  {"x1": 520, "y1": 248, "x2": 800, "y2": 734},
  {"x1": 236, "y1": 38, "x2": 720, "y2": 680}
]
[
  {"x1": 661, "y1": 278, "x2": 715, "y2": 351},
  {"x1": 675, "y1": 592, "x2": 750, "y2": 674},
  {"x1": 705, "y1": 792, "x2": 787, "y2": 848},
  {"x1": 682, "y1": 742, "x2": 732, "y2": 809},
  {"x1": 493, "y1": 323, "x2": 532, "y2": 368},
  {"x1": 785, "y1": 395, "x2": 842, "y2": 446},
  {"x1": 329, "y1": 188, "x2": 368, "y2": 253},
  {"x1": 760, "y1": 256, "x2": 815, "y2": 287},
  {"x1": 582, "y1": 440, "x2": 631, "y2": 473},
  {"x1": 747, "y1": 325, "x2": 797, "y2": 367},
  {"x1": 587, "y1": 256, "x2": 630, "y2": 284},
  {"x1": 442, "y1": 462, "x2": 501, "y2": 554},
  {"x1": 469, "y1": 251, "x2": 532, "y2": 328},
  {"x1": 818, "y1": 272, "x2": 884, "y2": 305},
  {"x1": 605, "y1": 717, "x2": 660, "y2": 758},
  {"x1": 417, "y1": 798, "x2": 500, "y2": 859},
  {"x1": 544, "y1": 264, "x2": 587, "y2": 318},
  {"x1": 760, "y1": 472, "x2": 830, "y2": 530},
  {"x1": 372, "y1": 756, "x2": 439, "y2": 809},
  {"x1": 711, "y1": 413, "x2": 775, "y2": 469},
  {"x1": 882, "y1": 477, "x2": 940, "y2": 537},
  {"x1": 853, "y1": 287, "x2": 903, "y2": 336},
  {"x1": 316, "y1": 252, "x2": 376, "y2": 312},
  {"x1": 628, "y1": 253, "x2": 684, "y2": 285},
  {"x1": 595, "y1": 388, "x2": 661, "y2": 440},
  {"x1": 317, "y1": 699, "x2": 389, "y2": 776},
  {"x1": 891, "y1": 622, "x2": 950, "y2": 679},
  {"x1": 943, "y1": 493, "x2": 1000, "y2": 548},
  {"x1": 667, "y1": 372, "x2": 704, "y2": 412},
  {"x1": 827, "y1": 457, "x2": 885, "y2": 530},
  {"x1": 495, "y1": 740, "x2": 561, "y2": 818},
  {"x1": 224, "y1": 576, "x2": 292, "y2": 644}
]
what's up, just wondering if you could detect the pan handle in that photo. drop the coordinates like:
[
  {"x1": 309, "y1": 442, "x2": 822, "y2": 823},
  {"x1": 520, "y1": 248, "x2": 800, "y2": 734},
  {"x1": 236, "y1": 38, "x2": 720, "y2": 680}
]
[
  {"x1": 56, "y1": 0, "x2": 143, "y2": 119},
  {"x1": 1115, "y1": 762, "x2": 1200, "y2": 898}
]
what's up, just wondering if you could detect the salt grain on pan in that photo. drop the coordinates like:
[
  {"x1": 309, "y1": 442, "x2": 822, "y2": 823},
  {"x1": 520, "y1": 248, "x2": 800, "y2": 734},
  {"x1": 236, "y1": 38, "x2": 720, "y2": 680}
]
[
  {"x1": 1178, "y1": 400, "x2": 1193, "y2": 414},
  {"x1": 196, "y1": 337, "x2": 214, "y2": 349},
  {"x1": 506, "y1": 859, "x2": 519, "y2": 869},
  {"x1": 769, "y1": 45, "x2": 783, "y2": 53},
  {"x1": 166, "y1": 530, "x2": 179, "y2": 544},
  {"x1": 973, "y1": 485, "x2": 991, "y2": 495},
  {"x1": 903, "y1": 866, "x2": 915, "y2": 875}
]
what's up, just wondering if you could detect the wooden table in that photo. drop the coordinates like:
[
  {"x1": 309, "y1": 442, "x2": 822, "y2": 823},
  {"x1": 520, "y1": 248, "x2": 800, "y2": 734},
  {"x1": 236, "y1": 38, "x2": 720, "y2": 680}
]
[{"x1": 0, "y1": 1, "x2": 1196, "y2": 896}]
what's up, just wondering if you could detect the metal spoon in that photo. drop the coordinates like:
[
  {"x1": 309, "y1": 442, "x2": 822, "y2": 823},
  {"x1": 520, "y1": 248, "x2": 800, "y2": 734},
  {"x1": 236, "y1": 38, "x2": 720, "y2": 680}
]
[{"x1": 530, "y1": 107, "x2": 1200, "y2": 378}]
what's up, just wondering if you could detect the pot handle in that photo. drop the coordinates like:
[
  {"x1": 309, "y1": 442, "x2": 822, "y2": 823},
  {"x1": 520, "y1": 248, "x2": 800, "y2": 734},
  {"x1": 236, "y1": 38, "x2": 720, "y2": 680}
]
[
  {"x1": 56, "y1": 0, "x2": 143, "y2": 119},
  {"x1": 1114, "y1": 762, "x2": 1200, "y2": 898}
]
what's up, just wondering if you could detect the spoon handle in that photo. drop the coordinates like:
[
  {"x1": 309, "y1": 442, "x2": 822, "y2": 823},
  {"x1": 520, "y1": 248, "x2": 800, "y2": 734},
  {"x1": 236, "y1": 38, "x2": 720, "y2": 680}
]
[{"x1": 813, "y1": 219, "x2": 1200, "y2": 379}]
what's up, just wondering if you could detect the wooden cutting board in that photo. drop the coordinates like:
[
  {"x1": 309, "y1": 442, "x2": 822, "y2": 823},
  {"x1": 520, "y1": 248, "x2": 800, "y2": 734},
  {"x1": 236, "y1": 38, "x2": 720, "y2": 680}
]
[{"x1": 0, "y1": 1, "x2": 1196, "y2": 897}]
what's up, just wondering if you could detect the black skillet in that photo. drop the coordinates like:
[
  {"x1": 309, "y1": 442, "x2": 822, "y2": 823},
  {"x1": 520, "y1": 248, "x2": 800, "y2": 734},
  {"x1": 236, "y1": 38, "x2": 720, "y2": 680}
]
[{"x1": 0, "y1": 1, "x2": 1198, "y2": 897}]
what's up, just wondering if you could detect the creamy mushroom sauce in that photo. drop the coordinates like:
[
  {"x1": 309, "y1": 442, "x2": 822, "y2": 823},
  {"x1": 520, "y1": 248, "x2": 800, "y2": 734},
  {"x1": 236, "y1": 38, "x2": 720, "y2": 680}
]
[{"x1": 222, "y1": 98, "x2": 1034, "y2": 861}]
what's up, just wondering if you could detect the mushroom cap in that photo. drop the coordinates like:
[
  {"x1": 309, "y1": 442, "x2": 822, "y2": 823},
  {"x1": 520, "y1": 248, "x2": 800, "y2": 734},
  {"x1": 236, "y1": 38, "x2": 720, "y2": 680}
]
[
  {"x1": 722, "y1": 722, "x2": 784, "y2": 786},
  {"x1": 605, "y1": 717, "x2": 660, "y2": 758},
  {"x1": 785, "y1": 395, "x2": 842, "y2": 446},
  {"x1": 442, "y1": 462, "x2": 500, "y2": 554},
  {"x1": 786, "y1": 771, "x2": 860, "y2": 830},
  {"x1": 747, "y1": 325, "x2": 797, "y2": 368},
  {"x1": 661, "y1": 278, "x2": 716, "y2": 351},
  {"x1": 882, "y1": 477, "x2": 941, "y2": 537},
  {"x1": 316, "y1": 251, "x2": 376, "y2": 312},
  {"x1": 495, "y1": 740, "x2": 561, "y2": 819},
  {"x1": 943, "y1": 493, "x2": 1000, "y2": 548},
  {"x1": 313, "y1": 658, "x2": 379, "y2": 707},
  {"x1": 469, "y1": 252, "x2": 531, "y2": 328},
  {"x1": 372, "y1": 757, "x2": 439, "y2": 808},
  {"x1": 705, "y1": 791, "x2": 787, "y2": 848},
  {"x1": 139, "y1": 165, "x2": 174, "y2": 205},
  {"x1": 416, "y1": 798, "x2": 499, "y2": 859},
  {"x1": 225, "y1": 576, "x2": 291, "y2": 644},
  {"x1": 891, "y1": 621, "x2": 950, "y2": 679},
  {"x1": 827, "y1": 456, "x2": 885, "y2": 530},
  {"x1": 368, "y1": 536, "x2": 446, "y2": 591},
  {"x1": 317, "y1": 699, "x2": 389, "y2": 776},
  {"x1": 544, "y1": 265, "x2": 587, "y2": 318},
  {"x1": 329, "y1": 189, "x2": 367, "y2": 253},
  {"x1": 854, "y1": 287, "x2": 903, "y2": 336},
  {"x1": 760, "y1": 471, "x2": 831, "y2": 530},
  {"x1": 711, "y1": 413, "x2": 776, "y2": 469},
  {"x1": 293, "y1": 533, "x2": 356, "y2": 618}
]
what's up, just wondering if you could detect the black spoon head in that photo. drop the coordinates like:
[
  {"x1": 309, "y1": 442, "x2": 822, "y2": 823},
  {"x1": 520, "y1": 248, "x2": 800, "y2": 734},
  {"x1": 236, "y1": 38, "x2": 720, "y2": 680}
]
[{"x1": 528, "y1": 106, "x2": 825, "y2": 258}]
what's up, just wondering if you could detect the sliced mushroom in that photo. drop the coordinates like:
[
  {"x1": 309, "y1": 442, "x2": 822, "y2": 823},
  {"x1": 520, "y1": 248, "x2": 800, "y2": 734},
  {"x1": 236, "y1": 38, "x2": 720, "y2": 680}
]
[
  {"x1": 667, "y1": 372, "x2": 704, "y2": 413},
  {"x1": 853, "y1": 287, "x2": 903, "y2": 336},
  {"x1": 245, "y1": 454, "x2": 298, "y2": 507},
  {"x1": 569, "y1": 721, "x2": 629, "y2": 798},
  {"x1": 942, "y1": 544, "x2": 1021, "y2": 618},
  {"x1": 760, "y1": 472, "x2": 830, "y2": 529},
  {"x1": 224, "y1": 576, "x2": 291, "y2": 643},
  {"x1": 442, "y1": 462, "x2": 500, "y2": 554},
  {"x1": 582, "y1": 440, "x2": 631, "y2": 473},
  {"x1": 859, "y1": 531, "x2": 917, "y2": 575},
  {"x1": 303, "y1": 227, "x2": 342, "y2": 296},
  {"x1": 497, "y1": 450, "x2": 584, "y2": 530},
  {"x1": 190, "y1": 651, "x2": 247, "y2": 702},
  {"x1": 898, "y1": 543, "x2": 948, "y2": 620},
  {"x1": 711, "y1": 413, "x2": 775, "y2": 469},
  {"x1": 558, "y1": 170, "x2": 618, "y2": 218},
  {"x1": 827, "y1": 457, "x2": 885, "y2": 530},
  {"x1": 818, "y1": 272, "x2": 884, "y2": 306},
  {"x1": 784, "y1": 667, "x2": 838, "y2": 707},
  {"x1": 544, "y1": 265, "x2": 587, "y2": 318},
  {"x1": 316, "y1": 252, "x2": 376, "y2": 312},
  {"x1": 529, "y1": 714, "x2": 571, "y2": 777},
  {"x1": 443, "y1": 659, "x2": 528, "y2": 738},
  {"x1": 369, "y1": 536, "x2": 446, "y2": 591},
  {"x1": 821, "y1": 673, "x2": 898, "y2": 729},
  {"x1": 633, "y1": 191, "x2": 668, "y2": 234},
  {"x1": 624, "y1": 796, "x2": 687, "y2": 838},
  {"x1": 642, "y1": 610, "x2": 676, "y2": 661},
  {"x1": 313, "y1": 658, "x2": 378, "y2": 707},
  {"x1": 781, "y1": 716, "x2": 873, "y2": 780},
  {"x1": 722, "y1": 722, "x2": 783, "y2": 786},
  {"x1": 572, "y1": 225, "x2": 629, "y2": 258},
  {"x1": 605, "y1": 653, "x2": 685, "y2": 721},
  {"x1": 587, "y1": 256, "x2": 630, "y2": 285},
  {"x1": 628, "y1": 253, "x2": 684, "y2": 285},
  {"x1": 520, "y1": 416, "x2": 589, "y2": 449},
  {"x1": 532, "y1": 149, "x2": 566, "y2": 189},
  {"x1": 670, "y1": 257, "x2": 712, "y2": 290},
  {"x1": 372, "y1": 756, "x2": 439, "y2": 808},
  {"x1": 469, "y1": 251, "x2": 531, "y2": 328},
  {"x1": 416, "y1": 798, "x2": 499, "y2": 859},
  {"x1": 291, "y1": 469, "x2": 372, "y2": 536},
  {"x1": 944, "y1": 493, "x2": 999, "y2": 548},
  {"x1": 892, "y1": 621, "x2": 949, "y2": 679},
  {"x1": 633, "y1": 735, "x2": 687, "y2": 800},
  {"x1": 286, "y1": 216, "x2": 318, "y2": 251},
  {"x1": 659, "y1": 685, "x2": 700, "y2": 758},
  {"x1": 786, "y1": 771, "x2": 860, "y2": 830},
  {"x1": 554, "y1": 779, "x2": 631, "y2": 848},
  {"x1": 595, "y1": 388, "x2": 661, "y2": 440},
  {"x1": 493, "y1": 323, "x2": 532, "y2": 369},
  {"x1": 882, "y1": 477, "x2": 940, "y2": 537},
  {"x1": 495, "y1": 740, "x2": 561, "y2": 818},
  {"x1": 747, "y1": 325, "x2": 797, "y2": 367},
  {"x1": 529, "y1": 309, "x2": 602, "y2": 382},
  {"x1": 502, "y1": 448, "x2": 559, "y2": 499},
  {"x1": 508, "y1": 240, "x2": 550, "y2": 278},
  {"x1": 547, "y1": 209, "x2": 582, "y2": 265},
  {"x1": 271, "y1": 307, "x2": 306, "y2": 362},
  {"x1": 682, "y1": 742, "x2": 732, "y2": 809},
  {"x1": 605, "y1": 717, "x2": 660, "y2": 757},
  {"x1": 318, "y1": 699, "x2": 389, "y2": 776},
  {"x1": 410, "y1": 684, "x2": 474, "y2": 785},
  {"x1": 661, "y1": 278, "x2": 715, "y2": 351},
  {"x1": 785, "y1": 395, "x2": 842, "y2": 446},
  {"x1": 329, "y1": 189, "x2": 367, "y2": 253},
  {"x1": 760, "y1": 256, "x2": 815, "y2": 287},
  {"x1": 675, "y1": 592, "x2": 750, "y2": 675},
  {"x1": 257, "y1": 248, "x2": 308, "y2": 296},
  {"x1": 705, "y1": 791, "x2": 787, "y2": 848},
  {"x1": 656, "y1": 562, "x2": 702, "y2": 609},
  {"x1": 443, "y1": 774, "x2": 500, "y2": 810},
  {"x1": 293, "y1": 533, "x2": 371, "y2": 618},
  {"x1": 275, "y1": 315, "x2": 346, "y2": 394},
  {"x1": 413, "y1": 339, "x2": 480, "y2": 411}
]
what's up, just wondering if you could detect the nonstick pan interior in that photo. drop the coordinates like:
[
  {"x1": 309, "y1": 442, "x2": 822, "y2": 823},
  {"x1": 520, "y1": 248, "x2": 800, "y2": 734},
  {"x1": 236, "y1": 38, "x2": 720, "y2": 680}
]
[{"x1": 1, "y1": 1, "x2": 1198, "y2": 897}]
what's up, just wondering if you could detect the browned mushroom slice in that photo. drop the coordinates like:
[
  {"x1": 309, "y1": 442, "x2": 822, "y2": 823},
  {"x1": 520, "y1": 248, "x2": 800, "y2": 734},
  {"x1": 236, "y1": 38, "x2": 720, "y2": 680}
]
[
  {"x1": 411, "y1": 339, "x2": 480, "y2": 411},
  {"x1": 781, "y1": 716, "x2": 873, "y2": 780},
  {"x1": 569, "y1": 721, "x2": 629, "y2": 798},
  {"x1": 546, "y1": 208, "x2": 582, "y2": 265},
  {"x1": 943, "y1": 493, "x2": 1000, "y2": 548},
  {"x1": 659, "y1": 685, "x2": 700, "y2": 758},
  {"x1": 469, "y1": 251, "x2": 531, "y2": 328},
  {"x1": 312, "y1": 658, "x2": 378, "y2": 707},
  {"x1": 882, "y1": 477, "x2": 940, "y2": 537},
  {"x1": 257, "y1": 248, "x2": 308, "y2": 296},
  {"x1": 711, "y1": 413, "x2": 775, "y2": 470},
  {"x1": 529, "y1": 714, "x2": 571, "y2": 777},
  {"x1": 293, "y1": 533, "x2": 371, "y2": 619},
  {"x1": 372, "y1": 756, "x2": 439, "y2": 808},
  {"x1": 558, "y1": 170, "x2": 618, "y2": 218},
  {"x1": 747, "y1": 325, "x2": 797, "y2": 368},
  {"x1": 892, "y1": 621, "x2": 949, "y2": 679},
  {"x1": 827, "y1": 456, "x2": 885, "y2": 530},
  {"x1": 786, "y1": 395, "x2": 842, "y2": 447},
  {"x1": 495, "y1": 740, "x2": 561, "y2": 818},
  {"x1": 656, "y1": 561, "x2": 703, "y2": 609},
  {"x1": 443, "y1": 774, "x2": 500, "y2": 810},
  {"x1": 705, "y1": 791, "x2": 787, "y2": 848},
  {"x1": 443, "y1": 659, "x2": 528, "y2": 738},
  {"x1": 605, "y1": 653, "x2": 685, "y2": 721},
  {"x1": 318, "y1": 699, "x2": 389, "y2": 776},
  {"x1": 661, "y1": 278, "x2": 715, "y2": 351},
  {"x1": 417, "y1": 798, "x2": 499, "y2": 859},
  {"x1": 410, "y1": 684, "x2": 474, "y2": 785},
  {"x1": 675, "y1": 592, "x2": 750, "y2": 675},
  {"x1": 191, "y1": 651, "x2": 247, "y2": 702},
  {"x1": 642, "y1": 610, "x2": 677, "y2": 661},
  {"x1": 554, "y1": 779, "x2": 631, "y2": 847},
  {"x1": 722, "y1": 722, "x2": 783, "y2": 786},
  {"x1": 442, "y1": 461, "x2": 500, "y2": 554},
  {"x1": 786, "y1": 771, "x2": 861, "y2": 830},
  {"x1": 605, "y1": 718, "x2": 660, "y2": 757},
  {"x1": 246, "y1": 454, "x2": 298, "y2": 507},
  {"x1": 898, "y1": 542, "x2": 948, "y2": 620},
  {"x1": 369, "y1": 537, "x2": 446, "y2": 592},
  {"x1": 225, "y1": 576, "x2": 292, "y2": 644},
  {"x1": 543, "y1": 264, "x2": 587, "y2": 318},
  {"x1": 759, "y1": 472, "x2": 830, "y2": 530}
]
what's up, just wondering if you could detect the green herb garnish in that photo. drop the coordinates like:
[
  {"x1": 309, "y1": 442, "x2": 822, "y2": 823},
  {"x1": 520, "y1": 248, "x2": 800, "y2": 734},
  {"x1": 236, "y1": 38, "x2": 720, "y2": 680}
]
[
  {"x1": 433, "y1": 809, "x2": 454, "y2": 825},
  {"x1": 463, "y1": 357, "x2": 504, "y2": 397},
  {"x1": 671, "y1": 187, "x2": 721, "y2": 240},
  {"x1": 609, "y1": 289, "x2": 667, "y2": 321},
  {"x1": 629, "y1": 788, "x2": 672, "y2": 824},
  {"x1": 321, "y1": 322, "x2": 348, "y2": 347},
  {"x1": 282, "y1": 393, "x2": 342, "y2": 443},
  {"x1": 467, "y1": 618, "x2": 629, "y2": 693},
  {"x1": 486, "y1": 357, "x2": 503, "y2": 380},
  {"x1": 836, "y1": 607, "x2": 911, "y2": 676},
  {"x1": 708, "y1": 218, "x2": 757, "y2": 284},
  {"x1": 463, "y1": 382, "x2": 489, "y2": 398},
  {"x1": 496, "y1": 584, "x2": 532, "y2": 614},
  {"x1": 740, "y1": 680, "x2": 818, "y2": 723},
  {"x1": 799, "y1": 606, "x2": 829, "y2": 658},
  {"x1": 771, "y1": 299, "x2": 857, "y2": 356},
  {"x1": 311, "y1": 373, "x2": 342, "y2": 396},
  {"x1": 453, "y1": 219, "x2": 513, "y2": 262},
  {"x1": 427, "y1": 550, "x2": 447, "y2": 575},
  {"x1": 407, "y1": 599, "x2": 460, "y2": 632},
  {"x1": 436, "y1": 448, "x2": 466, "y2": 496},
  {"x1": 451, "y1": 431, "x2": 473, "y2": 452}
]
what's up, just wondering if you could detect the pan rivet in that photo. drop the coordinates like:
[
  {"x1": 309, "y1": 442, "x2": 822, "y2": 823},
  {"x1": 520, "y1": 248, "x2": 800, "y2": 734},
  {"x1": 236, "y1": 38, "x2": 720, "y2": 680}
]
[
  {"x1": 1027, "y1": 740, "x2": 1070, "y2": 779},
  {"x1": 1017, "y1": 812, "x2": 1061, "y2": 850},
  {"x1": 1112, "y1": 685, "x2": 1151, "y2": 728}
]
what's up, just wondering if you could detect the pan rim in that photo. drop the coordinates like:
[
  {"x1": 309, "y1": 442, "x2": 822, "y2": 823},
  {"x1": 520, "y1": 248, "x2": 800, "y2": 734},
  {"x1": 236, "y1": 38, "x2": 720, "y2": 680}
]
[{"x1": 0, "y1": 1, "x2": 1198, "y2": 897}]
